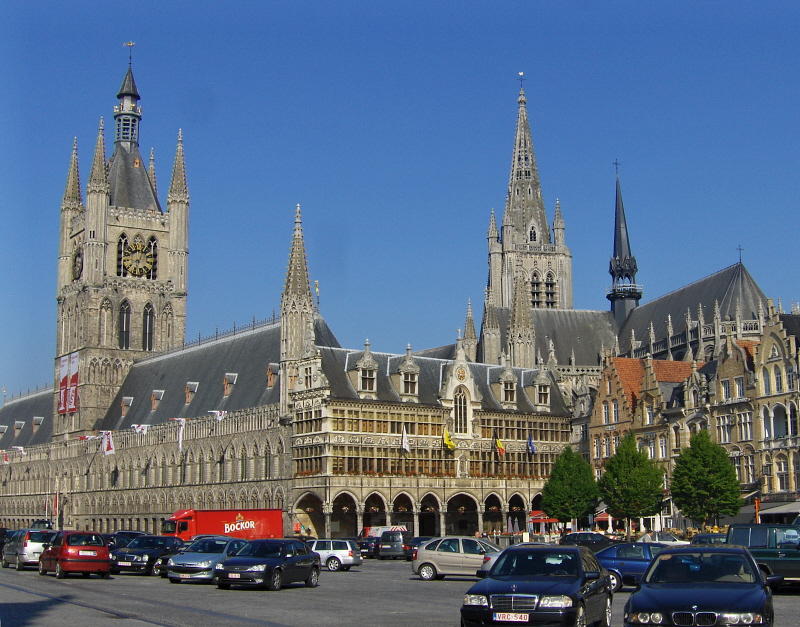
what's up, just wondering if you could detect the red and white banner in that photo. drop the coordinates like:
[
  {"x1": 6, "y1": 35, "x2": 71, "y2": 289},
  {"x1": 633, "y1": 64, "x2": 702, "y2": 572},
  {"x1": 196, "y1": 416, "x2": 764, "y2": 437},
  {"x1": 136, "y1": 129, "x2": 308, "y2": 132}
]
[
  {"x1": 58, "y1": 356, "x2": 69, "y2": 414},
  {"x1": 170, "y1": 418, "x2": 186, "y2": 452},
  {"x1": 66, "y1": 352, "x2": 79, "y2": 413},
  {"x1": 100, "y1": 431, "x2": 115, "y2": 456},
  {"x1": 131, "y1": 424, "x2": 149, "y2": 434}
]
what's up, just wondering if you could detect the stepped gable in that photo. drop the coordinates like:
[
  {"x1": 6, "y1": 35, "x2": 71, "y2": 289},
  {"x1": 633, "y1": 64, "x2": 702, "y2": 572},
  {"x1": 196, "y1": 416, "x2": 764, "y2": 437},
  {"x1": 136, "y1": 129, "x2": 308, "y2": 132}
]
[
  {"x1": 620, "y1": 263, "x2": 766, "y2": 351},
  {"x1": 0, "y1": 390, "x2": 54, "y2": 449},
  {"x1": 611, "y1": 357, "x2": 645, "y2": 408},
  {"x1": 99, "y1": 316, "x2": 339, "y2": 431}
]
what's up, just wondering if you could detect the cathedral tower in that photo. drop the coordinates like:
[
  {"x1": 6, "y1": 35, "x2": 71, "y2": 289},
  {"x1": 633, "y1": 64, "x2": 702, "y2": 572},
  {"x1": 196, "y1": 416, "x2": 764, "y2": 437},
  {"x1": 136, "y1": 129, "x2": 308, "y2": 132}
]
[
  {"x1": 607, "y1": 176, "x2": 642, "y2": 328},
  {"x1": 54, "y1": 66, "x2": 188, "y2": 437}
]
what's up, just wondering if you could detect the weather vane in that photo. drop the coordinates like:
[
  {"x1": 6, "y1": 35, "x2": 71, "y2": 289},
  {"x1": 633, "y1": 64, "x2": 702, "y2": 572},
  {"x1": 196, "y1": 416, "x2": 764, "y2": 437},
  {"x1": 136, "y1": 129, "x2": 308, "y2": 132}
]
[
  {"x1": 518, "y1": 71, "x2": 525, "y2": 89},
  {"x1": 613, "y1": 159, "x2": 621, "y2": 176},
  {"x1": 737, "y1": 244, "x2": 744, "y2": 263},
  {"x1": 123, "y1": 41, "x2": 135, "y2": 66}
]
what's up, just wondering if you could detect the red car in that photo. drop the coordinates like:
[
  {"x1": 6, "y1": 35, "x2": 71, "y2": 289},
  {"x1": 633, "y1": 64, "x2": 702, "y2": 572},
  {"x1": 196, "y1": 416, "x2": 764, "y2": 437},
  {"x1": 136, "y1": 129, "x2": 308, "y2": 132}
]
[{"x1": 38, "y1": 531, "x2": 111, "y2": 578}]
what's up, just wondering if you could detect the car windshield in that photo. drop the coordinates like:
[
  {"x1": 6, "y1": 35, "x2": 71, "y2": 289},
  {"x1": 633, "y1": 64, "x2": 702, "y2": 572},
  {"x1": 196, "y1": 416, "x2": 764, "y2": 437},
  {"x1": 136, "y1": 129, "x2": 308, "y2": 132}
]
[
  {"x1": 68, "y1": 533, "x2": 104, "y2": 547},
  {"x1": 126, "y1": 536, "x2": 173, "y2": 550},
  {"x1": 492, "y1": 550, "x2": 579, "y2": 578},
  {"x1": 236, "y1": 542, "x2": 283, "y2": 558},
  {"x1": 28, "y1": 531, "x2": 55, "y2": 543},
  {"x1": 185, "y1": 539, "x2": 229, "y2": 554},
  {"x1": 646, "y1": 552, "x2": 757, "y2": 584}
]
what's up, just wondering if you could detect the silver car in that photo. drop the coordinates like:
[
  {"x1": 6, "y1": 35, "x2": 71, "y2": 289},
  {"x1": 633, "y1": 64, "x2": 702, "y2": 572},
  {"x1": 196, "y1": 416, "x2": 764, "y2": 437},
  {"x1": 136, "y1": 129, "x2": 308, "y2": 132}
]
[
  {"x1": 166, "y1": 536, "x2": 248, "y2": 583},
  {"x1": 308, "y1": 539, "x2": 362, "y2": 571},
  {"x1": 412, "y1": 536, "x2": 499, "y2": 580},
  {"x1": 2, "y1": 529, "x2": 56, "y2": 570}
]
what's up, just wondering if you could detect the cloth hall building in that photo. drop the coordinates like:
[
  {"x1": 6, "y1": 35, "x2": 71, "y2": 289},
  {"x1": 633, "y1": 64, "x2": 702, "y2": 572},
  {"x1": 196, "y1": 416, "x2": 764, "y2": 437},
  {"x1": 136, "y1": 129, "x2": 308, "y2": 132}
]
[{"x1": 0, "y1": 65, "x2": 794, "y2": 536}]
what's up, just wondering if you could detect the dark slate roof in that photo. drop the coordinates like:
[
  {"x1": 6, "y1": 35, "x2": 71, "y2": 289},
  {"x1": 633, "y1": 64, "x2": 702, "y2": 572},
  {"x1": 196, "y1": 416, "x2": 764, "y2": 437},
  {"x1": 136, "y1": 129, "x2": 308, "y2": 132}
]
[
  {"x1": 779, "y1": 314, "x2": 800, "y2": 348},
  {"x1": 413, "y1": 344, "x2": 456, "y2": 360},
  {"x1": 0, "y1": 389, "x2": 54, "y2": 449},
  {"x1": 319, "y1": 347, "x2": 570, "y2": 417},
  {"x1": 98, "y1": 316, "x2": 340, "y2": 431},
  {"x1": 620, "y1": 263, "x2": 767, "y2": 352},
  {"x1": 107, "y1": 144, "x2": 162, "y2": 212},
  {"x1": 117, "y1": 67, "x2": 140, "y2": 99}
]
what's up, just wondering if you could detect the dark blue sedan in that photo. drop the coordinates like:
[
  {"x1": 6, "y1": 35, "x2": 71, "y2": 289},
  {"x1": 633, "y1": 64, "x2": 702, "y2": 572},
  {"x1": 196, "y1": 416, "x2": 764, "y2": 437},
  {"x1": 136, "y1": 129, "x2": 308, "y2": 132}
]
[
  {"x1": 461, "y1": 544, "x2": 613, "y2": 626},
  {"x1": 624, "y1": 545, "x2": 781, "y2": 626},
  {"x1": 595, "y1": 542, "x2": 666, "y2": 591}
]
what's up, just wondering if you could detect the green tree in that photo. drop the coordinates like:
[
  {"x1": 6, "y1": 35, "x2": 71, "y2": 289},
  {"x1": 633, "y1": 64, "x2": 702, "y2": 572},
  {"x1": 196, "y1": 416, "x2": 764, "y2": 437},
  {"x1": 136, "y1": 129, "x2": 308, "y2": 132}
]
[
  {"x1": 670, "y1": 429, "x2": 742, "y2": 528},
  {"x1": 542, "y1": 446, "x2": 599, "y2": 525},
  {"x1": 598, "y1": 434, "x2": 664, "y2": 539}
]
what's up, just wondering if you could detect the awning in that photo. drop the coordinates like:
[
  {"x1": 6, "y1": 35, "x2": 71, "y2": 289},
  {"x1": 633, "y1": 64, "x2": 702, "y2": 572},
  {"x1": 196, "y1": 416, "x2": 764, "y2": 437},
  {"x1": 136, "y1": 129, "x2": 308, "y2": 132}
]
[
  {"x1": 595, "y1": 512, "x2": 609, "y2": 521},
  {"x1": 759, "y1": 501, "x2": 800, "y2": 515},
  {"x1": 529, "y1": 510, "x2": 558, "y2": 524}
]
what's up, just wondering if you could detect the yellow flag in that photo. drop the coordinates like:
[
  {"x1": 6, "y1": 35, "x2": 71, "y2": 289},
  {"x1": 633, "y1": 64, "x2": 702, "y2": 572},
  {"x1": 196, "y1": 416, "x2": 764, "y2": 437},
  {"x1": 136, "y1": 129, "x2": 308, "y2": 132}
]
[{"x1": 443, "y1": 426, "x2": 456, "y2": 450}]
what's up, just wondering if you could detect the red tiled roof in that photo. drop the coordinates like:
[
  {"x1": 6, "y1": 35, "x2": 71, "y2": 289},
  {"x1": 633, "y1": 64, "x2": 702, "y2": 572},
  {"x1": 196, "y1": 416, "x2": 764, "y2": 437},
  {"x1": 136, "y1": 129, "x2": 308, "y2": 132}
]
[
  {"x1": 612, "y1": 358, "x2": 644, "y2": 407},
  {"x1": 736, "y1": 340, "x2": 759, "y2": 361},
  {"x1": 652, "y1": 360, "x2": 696, "y2": 383}
]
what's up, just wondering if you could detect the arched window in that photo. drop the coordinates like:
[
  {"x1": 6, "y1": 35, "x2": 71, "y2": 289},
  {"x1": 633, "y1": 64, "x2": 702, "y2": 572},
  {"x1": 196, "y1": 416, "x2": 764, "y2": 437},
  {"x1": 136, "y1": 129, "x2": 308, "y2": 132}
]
[
  {"x1": 99, "y1": 299, "x2": 112, "y2": 347},
  {"x1": 531, "y1": 273, "x2": 541, "y2": 308},
  {"x1": 145, "y1": 237, "x2": 158, "y2": 280},
  {"x1": 142, "y1": 303, "x2": 155, "y2": 351},
  {"x1": 454, "y1": 388, "x2": 468, "y2": 433},
  {"x1": 118, "y1": 301, "x2": 131, "y2": 349},
  {"x1": 763, "y1": 367, "x2": 772, "y2": 395},
  {"x1": 544, "y1": 273, "x2": 556, "y2": 308},
  {"x1": 774, "y1": 366, "x2": 783, "y2": 393},
  {"x1": 117, "y1": 234, "x2": 129, "y2": 277}
]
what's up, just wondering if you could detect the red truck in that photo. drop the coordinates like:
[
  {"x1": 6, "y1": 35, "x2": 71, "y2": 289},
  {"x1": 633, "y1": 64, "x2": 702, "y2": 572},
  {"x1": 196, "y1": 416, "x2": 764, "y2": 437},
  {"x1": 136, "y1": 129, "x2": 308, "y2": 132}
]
[{"x1": 161, "y1": 509, "x2": 284, "y2": 541}]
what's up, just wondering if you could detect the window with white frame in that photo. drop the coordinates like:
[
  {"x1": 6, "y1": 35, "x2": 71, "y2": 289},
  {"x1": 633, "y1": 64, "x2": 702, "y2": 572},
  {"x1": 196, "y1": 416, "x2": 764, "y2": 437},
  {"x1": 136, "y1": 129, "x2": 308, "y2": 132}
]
[
  {"x1": 721, "y1": 379, "x2": 731, "y2": 400},
  {"x1": 777, "y1": 457, "x2": 789, "y2": 491},
  {"x1": 738, "y1": 412, "x2": 752, "y2": 441},
  {"x1": 537, "y1": 384, "x2": 550, "y2": 405},
  {"x1": 360, "y1": 368, "x2": 376, "y2": 392},
  {"x1": 594, "y1": 438, "x2": 602, "y2": 459},
  {"x1": 658, "y1": 436, "x2": 667, "y2": 459},
  {"x1": 648, "y1": 440, "x2": 656, "y2": 459},
  {"x1": 716, "y1": 415, "x2": 732, "y2": 444},
  {"x1": 646, "y1": 405, "x2": 654, "y2": 425},
  {"x1": 304, "y1": 366, "x2": 312, "y2": 388},
  {"x1": 775, "y1": 366, "x2": 783, "y2": 393},
  {"x1": 454, "y1": 388, "x2": 468, "y2": 433},
  {"x1": 602, "y1": 402, "x2": 609, "y2": 425},
  {"x1": 735, "y1": 377, "x2": 745, "y2": 399},
  {"x1": 763, "y1": 367, "x2": 772, "y2": 395},
  {"x1": 503, "y1": 380, "x2": 516, "y2": 403},
  {"x1": 613, "y1": 400, "x2": 619, "y2": 423},
  {"x1": 732, "y1": 454, "x2": 742, "y2": 481},
  {"x1": 603, "y1": 436, "x2": 611, "y2": 458},
  {"x1": 402, "y1": 371, "x2": 417, "y2": 395},
  {"x1": 613, "y1": 434, "x2": 620, "y2": 453},
  {"x1": 744, "y1": 452, "x2": 755, "y2": 484}
]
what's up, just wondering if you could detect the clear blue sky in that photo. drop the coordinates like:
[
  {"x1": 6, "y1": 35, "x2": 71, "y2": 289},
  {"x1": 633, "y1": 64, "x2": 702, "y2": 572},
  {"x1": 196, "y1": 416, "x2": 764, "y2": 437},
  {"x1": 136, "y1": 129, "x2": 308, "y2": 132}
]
[{"x1": 1, "y1": 1, "x2": 798, "y2": 398}]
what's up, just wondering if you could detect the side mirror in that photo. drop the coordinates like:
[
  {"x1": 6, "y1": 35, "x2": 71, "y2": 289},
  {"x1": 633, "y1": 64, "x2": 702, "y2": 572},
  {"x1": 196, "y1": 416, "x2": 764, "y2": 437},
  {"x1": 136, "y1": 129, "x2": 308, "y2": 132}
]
[
  {"x1": 765, "y1": 574, "x2": 783, "y2": 587},
  {"x1": 475, "y1": 569, "x2": 487, "y2": 578},
  {"x1": 584, "y1": 571, "x2": 600, "y2": 581}
]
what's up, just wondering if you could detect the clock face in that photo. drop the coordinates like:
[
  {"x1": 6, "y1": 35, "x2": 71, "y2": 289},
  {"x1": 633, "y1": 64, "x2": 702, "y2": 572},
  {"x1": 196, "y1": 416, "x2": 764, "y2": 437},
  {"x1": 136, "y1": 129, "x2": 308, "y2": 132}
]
[
  {"x1": 72, "y1": 247, "x2": 83, "y2": 280},
  {"x1": 123, "y1": 240, "x2": 154, "y2": 277}
]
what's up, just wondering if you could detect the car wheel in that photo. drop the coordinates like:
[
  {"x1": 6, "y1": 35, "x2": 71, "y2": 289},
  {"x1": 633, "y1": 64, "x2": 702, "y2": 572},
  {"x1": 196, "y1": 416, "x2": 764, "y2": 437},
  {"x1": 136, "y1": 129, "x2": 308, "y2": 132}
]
[
  {"x1": 169, "y1": 578, "x2": 181, "y2": 584},
  {"x1": 110, "y1": 567, "x2": 119, "y2": 575},
  {"x1": 55, "y1": 563, "x2": 66, "y2": 579},
  {"x1": 305, "y1": 567, "x2": 319, "y2": 588},
  {"x1": 574, "y1": 604, "x2": 586, "y2": 627},
  {"x1": 267, "y1": 569, "x2": 282, "y2": 591},
  {"x1": 160, "y1": 571, "x2": 168, "y2": 579},
  {"x1": 0, "y1": 558, "x2": 7, "y2": 568},
  {"x1": 15, "y1": 559, "x2": 24, "y2": 571},
  {"x1": 326, "y1": 557, "x2": 341, "y2": 572},
  {"x1": 38, "y1": 562, "x2": 46, "y2": 576},
  {"x1": 607, "y1": 570, "x2": 621, "y2": 592},
  {"x1": 418, "y1": 563, "x2": 437, "y2": 581},
  {"x1": 597, "y1": 595, "x2": 612, "y2": 627},
  {"x1": 101, "y1": 571, "x2": 111, "y2": 579},
  {"x1": 217, "y1": 582, "x2": 230, "y2": 590},
  {"x1": 82, "y1": 572, "x2": 90, "y2": 578}
]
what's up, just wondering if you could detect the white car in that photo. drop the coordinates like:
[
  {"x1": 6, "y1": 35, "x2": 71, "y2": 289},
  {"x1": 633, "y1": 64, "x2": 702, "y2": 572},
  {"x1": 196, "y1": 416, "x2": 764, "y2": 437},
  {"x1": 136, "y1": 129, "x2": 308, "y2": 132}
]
[
  {"x1": 308, "y1": 539, "x2": 362, "y2": 571},
  {"x1": 638, "y1": 531, "x2": 689, "y2": 546}
]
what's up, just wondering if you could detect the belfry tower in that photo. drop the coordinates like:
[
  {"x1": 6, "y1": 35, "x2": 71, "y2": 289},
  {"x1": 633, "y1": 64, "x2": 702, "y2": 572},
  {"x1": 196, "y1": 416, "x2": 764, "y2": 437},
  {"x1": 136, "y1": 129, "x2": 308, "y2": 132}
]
[
  {"x1": 607, "y1": 176, "x2": 642, "y2": 328},
  {"x1": 54, "y1": 65, "x2": 188, "y2": 437}
]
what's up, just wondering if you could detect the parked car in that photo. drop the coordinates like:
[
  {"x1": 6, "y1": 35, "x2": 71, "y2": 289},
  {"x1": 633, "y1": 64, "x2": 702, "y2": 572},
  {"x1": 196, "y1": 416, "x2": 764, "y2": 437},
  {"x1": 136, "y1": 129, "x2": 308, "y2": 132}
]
[
  {"x1": 595, "y1": 542, "x2": 667, "y2": 591},
  {"x1": 405, "y1": 536, "x2": 434, "y2": 561},
  {"x1": 377, "y1": 530, "x2": 413, "y2": 560},
  {"x1": 477, "y1": 541, "x2": 549, "y2": 575},
  {"x1": 110, "y1": 535, "x2": 184, "y2": 575},
  {"x1": 153, "y1": 543, "x2": 189, "y2": 577},
  {"x1": 30, "y1": 519, "x2": 53, "y2": 530},
  {"x1": 637, "y1": 530, "x2": 689, "y2": 545},
  {"x1": 412, "y1": 536, "x2": 499, "y2": 580},
  {"x1": 624, "y1": 545, "x2": 779, "y2": 627},
  {"x1": 461, "y1": 544, "x2": 613, "y2": 627},
  {"x1": 166, "y1": 536, "x2": 248, "y2": 583},
  {"x1": 356, "y1": 536, "x2": 379, "y2": 558},
  {"x1": 2, "y1": 529, "x2": 57, "y2": 571},
  {"x1": 38, "y1": 531, "x2": 111, "y2": 578},
  {"x1": 559, "y1": 531, "x2": 618, "y2": 553},
  {"x1": 690, "y1": 532, "x2": 727, "y2": 545},
  {"x1": 307, "y1": 538, "x2": 362, "y2": 571},
  {"x1": 108, "y1": 530, "x2": 146, "y2": 550},
  {"x1": 727, "y1": 523, "x2": 800, "y2": 587},
  {"x1": 215, "y1": 538, "x2": 320, "y2": 590}
]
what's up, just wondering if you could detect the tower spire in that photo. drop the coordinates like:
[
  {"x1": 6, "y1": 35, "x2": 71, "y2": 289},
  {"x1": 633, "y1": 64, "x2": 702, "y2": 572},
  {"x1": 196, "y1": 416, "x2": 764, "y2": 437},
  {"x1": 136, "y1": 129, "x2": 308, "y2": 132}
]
[
  {"x1": 167, "y1": 129, "x2": 189, "y2": 203},
  {"x1": 283, "y1": 204, "x2": 313, "y2": 303},
  {"x1": 508, "y1": 259, "x2": 535, "y2": 368},
  {"x1": 87, "y1": 118, "x2": 108, "y2": 191},
  {"x1": 607, "y1": 174, "x2": 642, "y2": 327},
  {"x1": 113, "y1": 65, "x2": 141, "y2": 145},
  {"x1": 62, "y1": 137, "x2": 82, "y2": 208},
  {"x1": 463, "y1": 299, "x2": 477, "y2": 362}
]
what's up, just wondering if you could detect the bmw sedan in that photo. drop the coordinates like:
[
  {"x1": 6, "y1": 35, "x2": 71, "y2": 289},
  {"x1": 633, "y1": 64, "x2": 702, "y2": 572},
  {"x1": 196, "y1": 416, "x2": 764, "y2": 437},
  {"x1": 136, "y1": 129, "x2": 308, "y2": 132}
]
[
  {"x1": 624, "y1": 546, "x2": 781, "y2": 626},
  {"x1": 215, "y1": 539, "x2": 320, "y2": 590},
  {"x1": 595, "y1": 542, "x2": 667, "y2": 591},
  {"x1": 461, "y1": 544, "x2": 613, "y2": 626}
]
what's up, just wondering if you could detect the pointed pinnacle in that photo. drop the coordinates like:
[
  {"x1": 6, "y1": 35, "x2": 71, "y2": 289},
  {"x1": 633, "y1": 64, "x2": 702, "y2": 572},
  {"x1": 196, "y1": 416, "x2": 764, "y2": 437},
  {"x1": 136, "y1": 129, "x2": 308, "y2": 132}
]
[
  {"x1": 464, "y1": 299, "x2": 477, "y2": 340},
  {"x1": 62, "y1": 137, "x2": 82, "y2": 207},
  {"x1": 283, "y1": 204, "x2": 313, "y2": 303},
  {"x1": 167, "y1": 129, "x2": 189, "y2": 203},
  {"x1": 87, "y1": 118, "x2": 108, "y2": 190},
  {"x1": 148, "y1": 147, "x2": 158, "y2": 196}
]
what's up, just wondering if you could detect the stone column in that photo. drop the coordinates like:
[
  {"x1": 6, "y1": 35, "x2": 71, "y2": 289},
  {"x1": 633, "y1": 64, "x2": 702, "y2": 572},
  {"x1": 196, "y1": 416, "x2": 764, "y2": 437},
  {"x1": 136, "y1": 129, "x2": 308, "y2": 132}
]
[
  {"x1": 356, "y1": 508, "x2": 364, "y2": 536},
  {"x1": 789, "y1": 450, "x2": 797, "y2": 493},
  {"x1": 323, "y1": 503, "x2": 332, "y2": 538},
  {"x1": 412, "y1": 509, "x2": 419, "y2": 537},
  {"x1": 439, "y1": 510, "x2": 446, "y2": 536}
]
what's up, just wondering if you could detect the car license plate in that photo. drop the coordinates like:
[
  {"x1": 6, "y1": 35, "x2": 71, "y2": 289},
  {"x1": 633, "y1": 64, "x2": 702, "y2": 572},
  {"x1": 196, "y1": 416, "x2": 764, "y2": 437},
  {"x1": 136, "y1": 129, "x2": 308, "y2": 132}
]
[
  {"x1": 78, "y1": 551, "x2": 96, "y2": 556},
  {"x1": 118, "y1": 561, "x2": 131, "y2": 566},
  {"x1": 180, "y1": 573, "x2": 191, "y2": 578},
  {"x1": 493, "y1": 613, "x2": 529, "y2": 622},
  {"x1": 381, "y1": 544, "x2": 391, "y2": 548},
  {"x1": 229, "y1": 573, "x2": 240, "y2": 578}
]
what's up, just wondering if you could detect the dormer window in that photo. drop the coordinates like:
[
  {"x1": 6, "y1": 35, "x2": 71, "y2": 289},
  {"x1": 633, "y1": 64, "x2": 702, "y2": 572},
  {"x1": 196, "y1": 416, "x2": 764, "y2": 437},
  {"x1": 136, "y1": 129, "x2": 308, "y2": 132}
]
[
  {"x1": 33, "y1": 416, "x2": 44, "y2": 426},
  {"x1": 503, "y1": 380, "x2": 516, "y2": 403},
  {"x1": 224, "y1": 373, "x2": 238, "y2": 397},
  {"x1": 537, "y1": 384, "x2": 549, "y2": 405},
  {"x1": 185, "y1": 381, "x2": 198, "y2": 404},
  {"x1": 14, "y1": 421, "x2": 24, "y2": 431},
  {"x1": 403, "y1": 372, "x2": 417, "y2": 395},
  {"x1": 0, "y1": 426, "x2": 6, "y2": 434},
  {"x1": 121, "y1": 396, "x2": 133, "y2": 418},
  {"x1": 360, "y1": 368, "x2": 376, "y2": 392},
  {"x1": 151, "y1": 389, "x2": 164, "y2": 411}
]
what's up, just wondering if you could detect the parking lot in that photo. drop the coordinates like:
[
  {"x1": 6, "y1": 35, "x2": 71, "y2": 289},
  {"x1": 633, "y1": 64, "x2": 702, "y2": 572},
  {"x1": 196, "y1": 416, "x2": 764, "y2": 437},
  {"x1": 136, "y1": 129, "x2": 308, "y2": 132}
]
[{"x1": 0, "y1": 557, "x2": 798, "y2": 626}]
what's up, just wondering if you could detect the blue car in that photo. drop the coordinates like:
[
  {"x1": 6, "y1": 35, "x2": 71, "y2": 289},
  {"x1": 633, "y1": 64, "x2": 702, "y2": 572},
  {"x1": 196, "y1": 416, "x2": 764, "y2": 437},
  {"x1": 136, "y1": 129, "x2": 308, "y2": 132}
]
[{"x1": 595, "y1": 542, "x2": 666, "y2": 591}]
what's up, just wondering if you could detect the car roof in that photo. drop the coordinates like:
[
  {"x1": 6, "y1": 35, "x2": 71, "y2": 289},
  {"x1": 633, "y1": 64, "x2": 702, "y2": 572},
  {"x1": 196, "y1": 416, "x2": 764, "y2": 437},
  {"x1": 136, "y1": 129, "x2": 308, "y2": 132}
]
[
  {"x1": 506, "y1": 543, "x2": 582, "y2": 552},
  {"x1": 654, "y1": 544, "x2": 748, "y2": 554}
]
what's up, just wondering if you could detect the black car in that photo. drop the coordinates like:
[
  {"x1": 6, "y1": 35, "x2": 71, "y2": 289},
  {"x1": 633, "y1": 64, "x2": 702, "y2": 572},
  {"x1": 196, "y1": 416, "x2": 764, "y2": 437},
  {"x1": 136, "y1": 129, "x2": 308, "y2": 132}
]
[
  {"x1": 461, "y1": 544, "x2": 613, "y2": 627},
  {"x1": 690, "y1": 533, "x2": 727, "y2": 545},
  {"x1": 405, "y1": 536, "x2": 434, "y2": 561},
  {"x1": 624, "y1": 545, "x2": 781, "y2": 627},
  {"x1": 356, "y1": 536, "x2": 380, "y2": 558},
  {"x1": 111, "y1": 535, "x2": 184, "y2": 575},
  {"x1": 109, "y1": 530, "x2": 146, "y2": 550},
  {"x1": 215, "y1": 539, "x2": 320, "y2": 590},
  {"x1": 560, "y1": 531, "x2": 618, "y2": 553}
]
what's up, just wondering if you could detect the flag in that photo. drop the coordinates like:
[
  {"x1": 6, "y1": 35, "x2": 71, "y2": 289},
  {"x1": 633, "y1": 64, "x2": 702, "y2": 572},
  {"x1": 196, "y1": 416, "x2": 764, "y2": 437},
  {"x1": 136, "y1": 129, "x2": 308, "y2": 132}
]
[
  {"x1": 527, "y1": 434, "x2": 537, "y2": 455},
  {"x1": 131, "y1": 424, "x2": 149, "y2": 434},
  {"x1": 401, "y1": 424, "x2": 411, "y2": 453},
  {"x1": 208, "y1": 410, "x2": 227, "y2": 421},
  {"x1": 1, "y1": 452, "x2": 8, "y2": 465},
  {"x1": 171, "y1": 418, "x2": 186, "y2": 452},
  {"x1": 442, "y1": 426, "x2": 456, "y2": 450},
  {"x1": 11, "y1": 446, "x2": 25, "y2": 456},
  {"x1": 494, "y1": 431, "x2": 506, "y2": 456},
  {"x1": 100, "y1": 431, "x2": 115, "y2": 456},
  {"x1": 78, "y1": 434, "x2": 100, "y2": 441}
]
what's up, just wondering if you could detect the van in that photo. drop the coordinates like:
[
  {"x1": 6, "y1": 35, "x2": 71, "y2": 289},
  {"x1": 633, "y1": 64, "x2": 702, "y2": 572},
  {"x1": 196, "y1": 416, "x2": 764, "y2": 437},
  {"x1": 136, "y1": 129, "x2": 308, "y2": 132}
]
[
  {"x1": 377, "y1": 530, "x2": 413, "y2": 560},
  {"x1": 2, "y1": 529, "x2": 57, "y2": 570},
  {"x1": 726, "y1": 523, "x2": 800, "y2": 586}
]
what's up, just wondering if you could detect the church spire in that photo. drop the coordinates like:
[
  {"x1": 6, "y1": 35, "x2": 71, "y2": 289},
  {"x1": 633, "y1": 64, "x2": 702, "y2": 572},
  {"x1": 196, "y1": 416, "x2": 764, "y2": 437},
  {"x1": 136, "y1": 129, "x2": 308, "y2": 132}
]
[
  {"x1": 167, "y1": 129, "x2": 189, "y2": 203},
  {"x1": 62, "y1": 137, "x2": 82, "y2": 208},
  {"x1": 87, "y1": 118, "x2": 108, "y2": 191},
  {"x1": 463, "y1": 299, "x2": 477, "y2": 362},
  {"x1": 504, "y1": 84, "x2": 549, "y2": 244},
  {"x1": 283, "y1": 204, "x2": 313, "y2": 305},
  {"x1": 607, "y1": 175, "x2": 642, "y2": 328}
]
